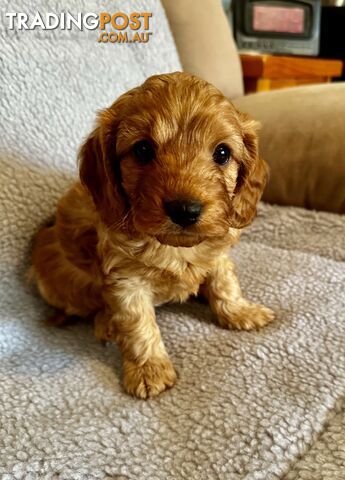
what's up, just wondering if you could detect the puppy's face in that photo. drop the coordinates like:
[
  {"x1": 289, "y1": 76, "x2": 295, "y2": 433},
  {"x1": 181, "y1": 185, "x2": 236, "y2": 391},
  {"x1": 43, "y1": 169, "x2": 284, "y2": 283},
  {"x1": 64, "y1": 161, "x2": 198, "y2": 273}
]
[{"x1": 79, "y1": 73, "x2": 268, "y2": 247}]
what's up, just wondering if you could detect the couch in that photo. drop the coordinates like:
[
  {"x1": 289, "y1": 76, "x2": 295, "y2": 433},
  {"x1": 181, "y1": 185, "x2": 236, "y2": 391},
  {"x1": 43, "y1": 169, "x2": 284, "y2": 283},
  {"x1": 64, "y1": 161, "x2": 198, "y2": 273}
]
[{"x1": 0, "y1": 1, "x2": 344, "y2": 479}]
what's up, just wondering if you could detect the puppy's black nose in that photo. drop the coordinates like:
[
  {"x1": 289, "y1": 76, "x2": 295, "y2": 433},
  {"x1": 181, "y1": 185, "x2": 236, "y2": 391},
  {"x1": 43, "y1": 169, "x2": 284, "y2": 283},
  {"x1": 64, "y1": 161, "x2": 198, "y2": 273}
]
[{"x1": 164, "y1": 199, "x2": 202, "y2": 228}]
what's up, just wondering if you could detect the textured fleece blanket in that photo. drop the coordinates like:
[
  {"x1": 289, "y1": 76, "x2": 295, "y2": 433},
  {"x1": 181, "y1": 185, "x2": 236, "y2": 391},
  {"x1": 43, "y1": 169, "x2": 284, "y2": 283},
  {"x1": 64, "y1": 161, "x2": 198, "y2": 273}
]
[
  {"x1": 1, "y1": 1, "x2": 345, "y2": 479},
  {"x1": 1, "y1": 204, "x2": 345, "y2": 480}
]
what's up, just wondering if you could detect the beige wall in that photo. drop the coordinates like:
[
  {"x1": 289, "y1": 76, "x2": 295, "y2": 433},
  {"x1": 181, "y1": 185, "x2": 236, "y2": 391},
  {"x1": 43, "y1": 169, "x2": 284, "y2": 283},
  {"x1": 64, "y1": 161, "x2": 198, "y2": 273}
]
[{"x1": 161, "y1": 0, "x2": 244, "y2": 99}]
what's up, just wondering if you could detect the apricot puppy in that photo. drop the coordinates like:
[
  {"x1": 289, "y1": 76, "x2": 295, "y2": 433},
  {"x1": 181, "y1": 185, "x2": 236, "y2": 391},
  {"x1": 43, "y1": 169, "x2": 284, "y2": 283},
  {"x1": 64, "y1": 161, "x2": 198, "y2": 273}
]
[{"x1": 32, "y1": 72, "x2": 274, "y2": 399}]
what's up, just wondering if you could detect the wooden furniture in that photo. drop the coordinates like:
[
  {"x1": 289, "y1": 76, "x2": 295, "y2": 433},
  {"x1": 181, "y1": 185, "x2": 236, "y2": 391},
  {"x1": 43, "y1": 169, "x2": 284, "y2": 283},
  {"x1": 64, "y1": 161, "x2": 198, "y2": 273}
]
[{"x1": 240, "y1": 54, "x2": 343, "y2": 93}]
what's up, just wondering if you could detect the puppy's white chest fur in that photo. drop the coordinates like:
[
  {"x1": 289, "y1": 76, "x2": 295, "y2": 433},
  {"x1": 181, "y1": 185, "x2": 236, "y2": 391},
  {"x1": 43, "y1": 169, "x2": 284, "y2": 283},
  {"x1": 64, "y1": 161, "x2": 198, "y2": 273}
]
[{"x1": 101, "y1": 230, "x2": 238, "y2": 306}]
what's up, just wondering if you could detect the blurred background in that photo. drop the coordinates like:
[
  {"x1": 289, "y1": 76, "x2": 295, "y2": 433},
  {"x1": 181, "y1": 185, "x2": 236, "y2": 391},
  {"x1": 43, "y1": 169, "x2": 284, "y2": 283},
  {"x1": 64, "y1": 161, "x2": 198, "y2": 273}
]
[{"x1": 221, "y1": 0, "x2": 345, "y2": 92}]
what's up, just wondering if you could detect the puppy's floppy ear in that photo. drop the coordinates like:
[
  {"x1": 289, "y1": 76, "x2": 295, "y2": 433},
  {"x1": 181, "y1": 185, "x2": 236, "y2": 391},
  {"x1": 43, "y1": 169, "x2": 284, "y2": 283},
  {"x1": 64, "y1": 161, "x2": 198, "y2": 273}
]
[
  {"x1": 78, "y1": 128, "x2": 106, "y2": 208},
  {"x1": 78, "y1": 115, "x2": 127, "y2": 221},
  {"x1": 229, "y1": 113, "x2": 269, "y2": 229}
]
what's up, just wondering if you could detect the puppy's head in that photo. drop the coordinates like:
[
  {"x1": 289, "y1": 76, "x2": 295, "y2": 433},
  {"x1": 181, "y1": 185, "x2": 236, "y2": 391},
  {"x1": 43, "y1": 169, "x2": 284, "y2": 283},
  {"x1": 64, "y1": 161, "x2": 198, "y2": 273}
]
[{"x1": 79, "y1": 72, "x2": 268, "y2": 247}]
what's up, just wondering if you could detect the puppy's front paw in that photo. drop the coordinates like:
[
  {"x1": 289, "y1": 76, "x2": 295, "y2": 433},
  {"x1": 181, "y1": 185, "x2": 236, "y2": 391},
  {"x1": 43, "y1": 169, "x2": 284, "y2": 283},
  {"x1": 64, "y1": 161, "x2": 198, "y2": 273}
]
[
  {"x1": 218, "y1": 300, "x2": 275, "y2": 331},
  {"x1": 123, "y1": 356, "x2": 177, "y2": 399}
]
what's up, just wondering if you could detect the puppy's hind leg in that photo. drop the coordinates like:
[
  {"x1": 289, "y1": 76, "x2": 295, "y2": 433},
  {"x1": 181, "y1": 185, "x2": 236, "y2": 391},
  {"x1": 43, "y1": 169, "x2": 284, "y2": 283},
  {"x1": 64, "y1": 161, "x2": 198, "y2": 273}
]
[
  {"x1": 46, "y1": 310, "x2": 70, "y2": 326},
  {"x1": 32, "y1": 225, "x2": 103, "y2": 321},
  {"x1": 45, "y1": 310, "x2": 84, "y2": 327}
]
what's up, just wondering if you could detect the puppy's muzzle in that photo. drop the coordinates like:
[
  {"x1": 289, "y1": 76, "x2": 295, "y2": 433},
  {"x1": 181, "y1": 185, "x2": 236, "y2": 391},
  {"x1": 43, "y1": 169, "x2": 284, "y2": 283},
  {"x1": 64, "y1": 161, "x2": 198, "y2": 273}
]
[{"x1": 164, "y1": 199, "x2": 202, "y2": 228}]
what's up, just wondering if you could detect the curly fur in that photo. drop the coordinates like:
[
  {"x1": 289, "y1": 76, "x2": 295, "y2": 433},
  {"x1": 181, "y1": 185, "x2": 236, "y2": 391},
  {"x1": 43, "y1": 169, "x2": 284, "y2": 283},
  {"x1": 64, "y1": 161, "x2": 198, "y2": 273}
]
[{"x1": 31, "y1": 72, "x2": 274, "y2": 399}]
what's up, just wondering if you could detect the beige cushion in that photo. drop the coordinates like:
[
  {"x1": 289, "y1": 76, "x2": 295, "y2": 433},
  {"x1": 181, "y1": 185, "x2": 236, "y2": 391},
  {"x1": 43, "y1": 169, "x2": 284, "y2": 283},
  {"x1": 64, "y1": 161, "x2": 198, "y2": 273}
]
[
  {"x1": 161, "y1": 0, "x2": 244, "y2": 99},
  {"x1": 234, "y1": 83, "x2": 345, "y2": 214}
]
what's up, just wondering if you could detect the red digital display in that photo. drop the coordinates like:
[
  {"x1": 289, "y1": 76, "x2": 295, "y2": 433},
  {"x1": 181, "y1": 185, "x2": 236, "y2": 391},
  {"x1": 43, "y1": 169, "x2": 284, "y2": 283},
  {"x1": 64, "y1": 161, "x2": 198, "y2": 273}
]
[{"x1": 253, "y1": 5, "x2": 305, "y2": 34}]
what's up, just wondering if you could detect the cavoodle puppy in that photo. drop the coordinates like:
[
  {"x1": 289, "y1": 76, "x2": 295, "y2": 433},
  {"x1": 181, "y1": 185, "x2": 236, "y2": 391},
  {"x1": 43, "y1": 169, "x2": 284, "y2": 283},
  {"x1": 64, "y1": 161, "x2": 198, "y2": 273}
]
[{"x1": 31, "y1": 72, "x2": 274, "y2": 399}]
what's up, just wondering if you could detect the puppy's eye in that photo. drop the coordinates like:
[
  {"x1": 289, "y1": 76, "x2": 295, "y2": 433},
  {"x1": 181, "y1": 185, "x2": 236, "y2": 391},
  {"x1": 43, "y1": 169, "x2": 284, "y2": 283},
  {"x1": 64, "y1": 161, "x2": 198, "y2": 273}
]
[
  {"x1": 213, "y1": 144, "x2": 231, "y2": 166},
  {"x1": 133, "y1": 140, "x2": 155, "y2": 163}
]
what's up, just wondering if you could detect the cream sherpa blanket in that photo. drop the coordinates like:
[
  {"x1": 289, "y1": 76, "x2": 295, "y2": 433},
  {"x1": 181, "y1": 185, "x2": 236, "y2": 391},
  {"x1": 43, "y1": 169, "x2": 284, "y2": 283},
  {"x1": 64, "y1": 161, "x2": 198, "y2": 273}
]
[{"x1": 1, "y1": 1, "x2": 345, "y2": 479}]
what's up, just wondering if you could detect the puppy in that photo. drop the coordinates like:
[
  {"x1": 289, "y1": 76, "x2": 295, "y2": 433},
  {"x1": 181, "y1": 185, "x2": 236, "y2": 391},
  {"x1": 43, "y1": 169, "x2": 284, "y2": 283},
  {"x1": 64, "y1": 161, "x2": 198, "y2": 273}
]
[{"x1": 31, "y1": 72, "x2": 274, "y2": 399}]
